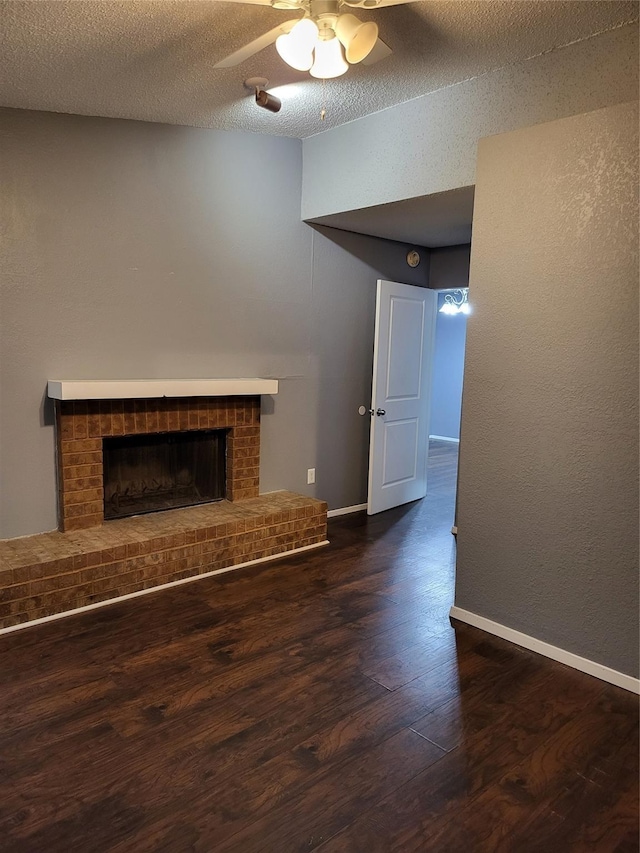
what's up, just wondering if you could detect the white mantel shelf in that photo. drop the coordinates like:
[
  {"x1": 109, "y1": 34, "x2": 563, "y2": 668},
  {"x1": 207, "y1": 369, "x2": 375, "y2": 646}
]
[{"x1": 47, "y1": 379, "x2": 279, "y2": 401}]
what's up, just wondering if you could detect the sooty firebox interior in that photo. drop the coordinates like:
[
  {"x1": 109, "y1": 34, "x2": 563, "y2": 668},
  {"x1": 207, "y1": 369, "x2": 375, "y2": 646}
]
[{"x1": 103, "y1": 429, "x2": 226, "y2": 520}]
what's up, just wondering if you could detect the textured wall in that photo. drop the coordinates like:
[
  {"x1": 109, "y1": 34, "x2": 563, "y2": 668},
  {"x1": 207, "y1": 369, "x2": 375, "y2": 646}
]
[
  {"x1": 302, "y1": 24, "x2": 638, "y2": 220},
  {"x1": 0, "y1": 109, "x2": 428, "y2": 537},
  {"x1": 455, "y1": 101, "x2": 639, "y2": 677},
  {"x1": 0, "y1": 109, "x2": 311, "y2": 537}
]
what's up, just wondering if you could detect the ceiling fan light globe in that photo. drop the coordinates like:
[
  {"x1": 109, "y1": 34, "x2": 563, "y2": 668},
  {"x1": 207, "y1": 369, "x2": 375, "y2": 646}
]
[
  {"x1": 290, "y1": 17, "x2": 319, "y2": 49},
  {"x1": 336, "y1": 14, "x2": 378, "y2": 63},
  {"x1": 276, "y1": 32, "x2": 314, "y2": 71},
  {"x1": 346, "y1": 20, "x2": 378, "y2": 63},
  {"x1": 309, "y1": 37, "x2": 349, "y2": 78}
]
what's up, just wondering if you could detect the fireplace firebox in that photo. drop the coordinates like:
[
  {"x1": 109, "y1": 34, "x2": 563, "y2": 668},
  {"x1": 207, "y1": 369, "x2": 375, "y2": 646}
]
[
  {"x1": 103, "y1": 429, "x2": 226, "y2": 519},
  {"x1": 54, "y1": 396, "x2": 262, "y2": 531}
]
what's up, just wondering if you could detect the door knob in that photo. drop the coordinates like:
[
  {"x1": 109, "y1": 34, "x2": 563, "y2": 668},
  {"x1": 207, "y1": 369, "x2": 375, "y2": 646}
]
[{"x1": 376, "y1": 408, "x2": 386, "y2": 416}]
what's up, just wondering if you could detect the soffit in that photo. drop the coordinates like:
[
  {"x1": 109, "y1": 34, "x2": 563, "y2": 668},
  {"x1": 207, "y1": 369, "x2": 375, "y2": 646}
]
[{"x1": 310, "y1": 186, "x2": 475, "y2": 247}]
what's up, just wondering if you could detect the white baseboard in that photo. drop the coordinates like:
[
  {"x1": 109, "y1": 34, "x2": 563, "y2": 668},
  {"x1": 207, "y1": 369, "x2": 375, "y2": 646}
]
[
  {"x1": 0, "y1": 540, "x2": 330, "y2": 638},
  {"x1": 449, "y1": 606, "x2": 640, "y2": 695},
  {"x1": 327, "y1": 503, "x2": 368, "y2": 518},
  {"x1": 429, "y1": 435, "x2": 460, "y2": 443}
]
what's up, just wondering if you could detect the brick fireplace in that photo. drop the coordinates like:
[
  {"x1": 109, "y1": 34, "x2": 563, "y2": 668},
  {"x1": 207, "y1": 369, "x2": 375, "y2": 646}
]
[
  {"x1": 56, "y1": 396, "x2": 261, "y2": 531},
  {"x1": 0, "y1": 383, "x2": 328, "y2": 631}
]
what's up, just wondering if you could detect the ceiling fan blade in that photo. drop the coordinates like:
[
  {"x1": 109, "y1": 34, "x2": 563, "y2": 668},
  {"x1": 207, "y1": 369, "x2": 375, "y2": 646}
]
[
  {"x1": 210, "y1": 0, "x2": 274, "y2": 5},
  {"x1": 361, "y1": 37, "x2": 392, "y2": 65},
  {"x1": 343, "y1": 0, "x2": 420, "y2": 6},
  {"x1": 213, "y1": 19, "x2": 298, "y2": 68},
  {"x1": 214, "y1": 0, "x2": 305, "y2": 5}
]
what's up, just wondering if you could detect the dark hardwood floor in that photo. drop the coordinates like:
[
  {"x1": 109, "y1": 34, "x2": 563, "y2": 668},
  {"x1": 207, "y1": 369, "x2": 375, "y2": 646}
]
[{"x1": 0, "y1": 441, "x2": 637, "y2": 852}]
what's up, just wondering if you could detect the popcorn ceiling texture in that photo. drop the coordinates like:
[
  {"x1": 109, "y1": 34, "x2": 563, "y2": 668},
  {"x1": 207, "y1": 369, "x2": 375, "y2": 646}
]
[
  {"x1": 0, "y1": 1, "x2": 637, "y2": 138},
  {"x1": 455, "y1": 101, "x2": 639, "y2": 678}
]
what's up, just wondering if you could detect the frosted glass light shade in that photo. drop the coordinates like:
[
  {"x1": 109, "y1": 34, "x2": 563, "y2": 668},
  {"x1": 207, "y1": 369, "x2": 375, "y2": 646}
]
[
  {"x1": 310, "y1": 37, "x2": 348, "y2": 79},
  {"x1": 290, "y1": 17, "x2": 319, "y2": 48},
  {"x1": 335, "y1": 14, "x2": 378, "y2": 64},
  {"x1": 276, "y1": 18, "x2": 318, "y2": 71},
  {"x1": 276, "y1": 33, "x2": 313, "y2": 71}
]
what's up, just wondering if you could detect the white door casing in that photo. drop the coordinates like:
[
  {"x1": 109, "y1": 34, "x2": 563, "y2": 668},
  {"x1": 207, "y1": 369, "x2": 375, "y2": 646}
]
[{"x1": 367, "y1": 280, "x2": 437, "y2": 515}]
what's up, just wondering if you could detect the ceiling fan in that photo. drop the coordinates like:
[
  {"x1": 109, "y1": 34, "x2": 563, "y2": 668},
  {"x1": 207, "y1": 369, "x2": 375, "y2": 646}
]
[{"x1": 213, "y1": 0, "x2": 404, "y2": 78}]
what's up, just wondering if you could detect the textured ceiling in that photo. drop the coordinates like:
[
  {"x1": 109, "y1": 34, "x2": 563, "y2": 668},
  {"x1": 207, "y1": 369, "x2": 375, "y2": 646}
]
[{"x1": 0, "y1": 1, "x2": 637, "y2": 139}]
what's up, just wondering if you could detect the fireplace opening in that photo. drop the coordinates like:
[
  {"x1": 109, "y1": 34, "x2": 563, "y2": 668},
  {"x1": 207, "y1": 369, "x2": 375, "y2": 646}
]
[{"x1": 103, "y1": 429, "x2": 227, "y2": 520}]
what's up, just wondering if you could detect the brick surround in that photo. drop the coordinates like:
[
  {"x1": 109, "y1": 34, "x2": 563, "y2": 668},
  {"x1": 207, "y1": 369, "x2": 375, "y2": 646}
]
[{"x1": 56, "y1": 396, "x2": 261, "y2": 531}]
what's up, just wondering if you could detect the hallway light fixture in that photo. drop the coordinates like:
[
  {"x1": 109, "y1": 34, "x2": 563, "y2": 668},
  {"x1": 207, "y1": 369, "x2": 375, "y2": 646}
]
[{"x1": 439, "y1": 289, "x2": 470, "y2": 315}]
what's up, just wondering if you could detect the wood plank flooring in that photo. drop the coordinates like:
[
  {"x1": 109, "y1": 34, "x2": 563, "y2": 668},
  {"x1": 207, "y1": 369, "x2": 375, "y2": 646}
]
[{"x1": 0, "y1": 440, "x2": 637, "y2": 852}]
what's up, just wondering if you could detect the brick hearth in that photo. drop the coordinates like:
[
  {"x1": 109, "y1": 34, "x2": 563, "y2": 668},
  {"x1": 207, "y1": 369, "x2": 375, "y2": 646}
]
[
  {"x1": 0, "y1": 391, "x2": 328, "y2": 631},
  {"x1": 0, "y1": 492, "x2": 327, "y2": 631}
]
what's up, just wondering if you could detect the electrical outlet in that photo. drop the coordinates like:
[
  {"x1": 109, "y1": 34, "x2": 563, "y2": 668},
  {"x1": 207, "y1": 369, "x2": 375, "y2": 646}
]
[{"x1": 307, "y1": 468, "x2": 316, "y2": 485}]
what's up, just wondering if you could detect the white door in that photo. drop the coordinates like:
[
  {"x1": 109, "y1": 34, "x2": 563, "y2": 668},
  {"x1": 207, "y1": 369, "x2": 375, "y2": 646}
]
[{"x1": 367, "y1": 280, "x2": 437, "y2": 515}]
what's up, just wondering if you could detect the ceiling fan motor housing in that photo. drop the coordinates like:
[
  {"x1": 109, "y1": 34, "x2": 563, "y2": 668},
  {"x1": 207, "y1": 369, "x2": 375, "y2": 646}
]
[{"x1": 310, "y1": 0, "x2": 340, "y2": 16}]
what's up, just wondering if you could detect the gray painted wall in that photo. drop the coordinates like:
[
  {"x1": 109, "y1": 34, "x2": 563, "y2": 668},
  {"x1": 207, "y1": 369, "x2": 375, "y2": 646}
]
[
  {"x1": 0, "y1": 108, "x2": 311, "y2": 537},
  {"x1": 310, "y1": 225, "x2": 429, "y2": 511},
  {"x1": 0, "y1": 108, "x2": 428, "y2": 538},
  {"x1": 455, "y1": 101, "x2": 639, "y2": 677},
  {"x1": 302, "y1": 23, "x2": 638, "y2": 220},
  {"x1": 429, "y1": 245, "x2": 471, "y2": 292}
]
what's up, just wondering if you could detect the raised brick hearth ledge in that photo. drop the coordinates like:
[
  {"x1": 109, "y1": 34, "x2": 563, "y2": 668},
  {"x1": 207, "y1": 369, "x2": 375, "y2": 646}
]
[{"x1": 0, "y1": 492, "x2": 328, "y2": 631}]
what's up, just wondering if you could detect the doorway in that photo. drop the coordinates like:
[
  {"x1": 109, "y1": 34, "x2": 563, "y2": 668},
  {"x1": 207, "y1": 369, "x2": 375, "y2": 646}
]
[
  {"x1": 428, "y1": 285, "x2": 469, "y2": 533},
  {"x1": 428, "y1": 288, "x2": 469, "y2": 445},
  {"x1": 366, "y1": 247, "x2": 470, "y2": 526}
]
